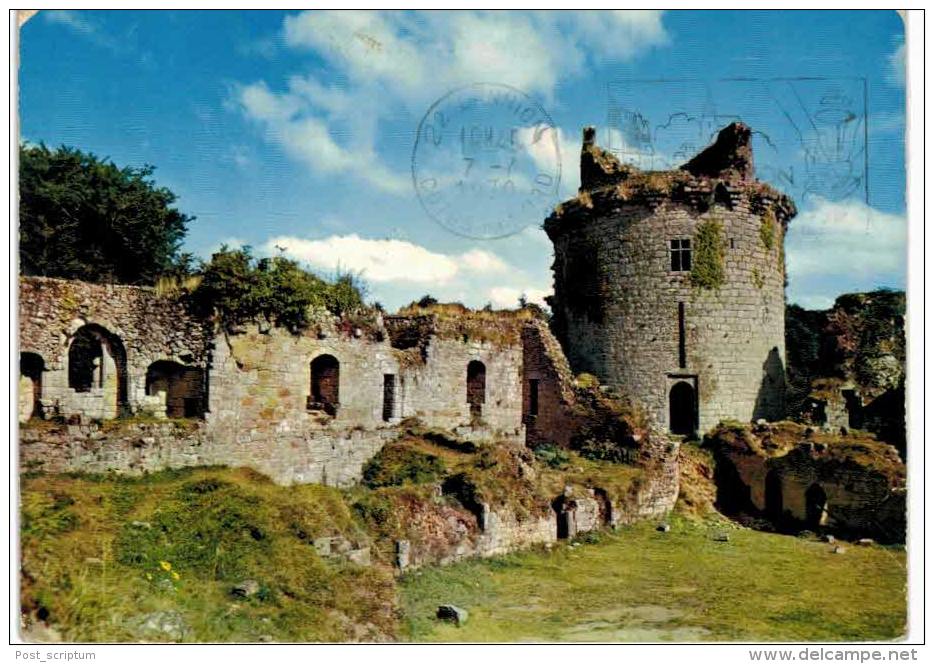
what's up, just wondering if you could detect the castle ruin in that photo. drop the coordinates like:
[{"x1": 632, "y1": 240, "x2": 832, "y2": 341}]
[{"x1": 546, "y1": 122, "x2": 797, "y2": 435}]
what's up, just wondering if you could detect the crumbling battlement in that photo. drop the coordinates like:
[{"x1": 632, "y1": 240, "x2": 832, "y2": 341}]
[{"x1": 553, "y1": 122, "x2": 796, "y2": 234}]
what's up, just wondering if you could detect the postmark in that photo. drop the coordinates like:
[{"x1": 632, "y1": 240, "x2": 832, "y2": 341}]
[
  {"x1": 605, "y1": 77, "x2": 869, "y2": 208},
  {"x1": 412, "y1": 83, "x2": 562, "y2": 240}
]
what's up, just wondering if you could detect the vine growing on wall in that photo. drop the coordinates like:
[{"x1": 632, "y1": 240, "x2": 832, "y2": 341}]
[
  {"x1": 760, "y1": 209, "x2": 777, "y2": 251},
  {"x1": 691, "y1": 218, "x2": 726, "y2": 290}
]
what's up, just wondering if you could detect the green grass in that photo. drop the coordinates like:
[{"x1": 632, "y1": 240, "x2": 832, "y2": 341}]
[
  {"x1": 20, "y1": 467, "x2": 396, "y2": 642},
  {"x1": 399, "y1": 516, "x2": 906, "y2": 642},
  {"x1": 21, "y1": 457, "x2": 907, "y2": 643}
]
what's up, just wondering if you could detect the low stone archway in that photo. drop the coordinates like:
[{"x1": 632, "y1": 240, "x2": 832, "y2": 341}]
[
  {"x1": 66, "y1": 324, "x2": 128, "y2": 419},
  {"x1": 669, "y1": 380, "x2": 696, "y2": 436}
]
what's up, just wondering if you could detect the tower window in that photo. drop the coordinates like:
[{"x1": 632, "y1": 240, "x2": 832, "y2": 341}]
[{"x1": 669, "y1": 239, "x2": 692, "y2": 272}]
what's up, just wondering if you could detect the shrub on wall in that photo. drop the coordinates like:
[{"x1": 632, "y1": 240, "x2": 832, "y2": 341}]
[
  {"x1": 193, "y1": 246, "x2": 367, "y2": 332},
  {"x1": 691, "y1": 218, "x2": 726, "y2": 290},
  {"x1": 760, "y1": 209, "x2": 777, "y2": 251}
]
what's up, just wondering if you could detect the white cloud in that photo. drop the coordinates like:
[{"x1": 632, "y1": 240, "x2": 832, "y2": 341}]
[
  {"x1": 887, "y1": 41, "x2": 906, "y2": 88},
  {"x1": 488, "y1": 286, "x2": 550, "y2": 309},
  {"x1": 459, "y1": 249, "x2": 509, "y2": 274},
  {"x1": 785, "y1": 197, "x2": 906, "y2": 306},
  {"x1": 43, "y1": 9, "x2": 120, "y2": 52},
  {"x1": 237, "y1": 11, "x2": 668, "y2": 194},
  {"x1": 517, "y1": 125, "x2": 581, "y2": 195},
  {"x1": 263, "y1": 234, "x2": 509, "y2": 285},
  {"x1": 235, "y1": 80, "x2": 408, "y2": 194}
]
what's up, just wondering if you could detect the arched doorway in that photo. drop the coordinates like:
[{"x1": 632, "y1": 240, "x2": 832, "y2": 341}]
[
  {"x1": 20, "y1": 352, "x2": 44, "y2": 421},
  {"x1": 805, "y1": 483, "x2": 828, "y2": 529},
  {"x1": 67, "y1": 324, "x2": 128, "y2": 418},
  {"x1": 765, "y1": 469, "x2": 783, "y2": 520},
  {"x1": 310, "y1": 354, "x2": 340, "y2": 416},
  {"x1": 146, "y1": 360, "x2": 205, "y2": 418},
  {"x1": 467, "y1": 360, "x2": 486, "y2": 419},
  {"x1": 669, "y1": 381, "x2": 696, "y2": 436}
]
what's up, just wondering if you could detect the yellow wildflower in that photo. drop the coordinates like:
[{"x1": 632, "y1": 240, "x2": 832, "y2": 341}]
[
  {"x1": 171, "y1": 571, "x2": 180, "y2": 581},
  {"x1": 160, "y1": 561, "x2": 172, "y2": 571}
]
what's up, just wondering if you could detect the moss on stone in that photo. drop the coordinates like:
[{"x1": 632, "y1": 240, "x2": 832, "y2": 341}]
[
  {"x1": 752, "y1": 268, "x2": 765, "y2": 290},
  {"x1": 760, "y1": 209, "x2": 777, "y2": 251},
  {"x1": 691, "y1": 218, "x2": 726, "y2": 290}
]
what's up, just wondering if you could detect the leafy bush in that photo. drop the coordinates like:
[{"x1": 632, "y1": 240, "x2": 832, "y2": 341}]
[
  {"x1": 533, "y1": 445, "x2": 570, "y2": 468},
  {"x1": 193, "y1": 247, "x2": 367, "y2": 332}
]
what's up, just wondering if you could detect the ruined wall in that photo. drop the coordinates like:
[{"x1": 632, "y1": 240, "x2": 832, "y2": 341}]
[
  {"x1": 18, "y1": 277, "x2": 207, "y2": 422},
  {"x1": 708, "y1": 423, "x2": 906, "y2": 542},
  {"x1": 398, "y1": 337, "x2": 523, "y2": 437},
  {"x1": 521, "y1": 319, "x2": 582, "y2": 448},
  {"x1": 19, "y1": 420, "x2": 397, "y2": 487},
  {"x1": 546, "y1": 125, "x2": 794, "y2": 434},
  {"x1": 207, "y1": 324, "x2": 524, "y2": 441}
]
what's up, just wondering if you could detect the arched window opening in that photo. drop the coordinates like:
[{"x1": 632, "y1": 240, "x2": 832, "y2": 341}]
[
  {"x1": 146, "y1": 360, "x2": 205, "y2": 419},
  {"x1": 310, "y1": 354, "x2": 340, "y2": 416},
  {"x1": 20, "y1": 352, "x2": 45, "y2": 420},
  {"x1": 467, "y1": 360, "x2": 486, "y2": 419},
  {"x1": 67, "y1": 324, "x2": 128, "y2": 415},
  {"x1": 68, "y1": 329, "x2": 104, "y2": 392},
  {"x1": 669, "y1": 381, "x2": 696, "y2": 436}
]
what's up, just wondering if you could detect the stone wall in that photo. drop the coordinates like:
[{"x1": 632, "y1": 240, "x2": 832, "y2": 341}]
[
  {"x1": 546, "y1": 125, "x2": 794, "y2": 435},
  {"x1": 521, "y1": 319, "x2": 582, "y2": 448},
  {"x1": 18, "y1": 277, "x2": 207, "y2": 422},
  {"x1": 19, "y1": 420, "x2": 397, "y2": 487},
  {"x1": 207, "y1": 323, "x2": 524, "y2": 441},
  {"x1": 708, "y1": 423, "x2": 906, "y2": 542}
]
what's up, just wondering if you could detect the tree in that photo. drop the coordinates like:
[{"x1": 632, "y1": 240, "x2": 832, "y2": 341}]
[
  {"x1": 193, "y1": 247, "x2": 367, "y2": 333},
  {"x1": 19, "y1": 143, "x2": 193, "y2": 284}
]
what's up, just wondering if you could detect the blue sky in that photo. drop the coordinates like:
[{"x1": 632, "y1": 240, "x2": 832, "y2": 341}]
[{"x1": 19, "y1": 10, "x2": 906, "y2": 310}]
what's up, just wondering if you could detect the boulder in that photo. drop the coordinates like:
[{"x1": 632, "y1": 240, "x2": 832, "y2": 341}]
[
  {"x1": 437, "y1": 604, "x2": 469, "y2": 626},
  {"x1": 231, "y1": 579, "x2": 260, "y2": 598}
]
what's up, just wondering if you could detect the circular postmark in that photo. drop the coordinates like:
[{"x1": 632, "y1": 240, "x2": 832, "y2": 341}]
[{"x1": 412, "y1": 83, "x2": 562, "y2": 240}]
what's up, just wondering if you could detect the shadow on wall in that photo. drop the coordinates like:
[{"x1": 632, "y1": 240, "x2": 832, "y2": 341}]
[{"x1": 753, "y1": 347, "x2": 785, "y2": 422}]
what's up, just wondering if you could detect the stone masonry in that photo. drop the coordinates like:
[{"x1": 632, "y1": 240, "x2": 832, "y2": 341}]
[{"x1": 545, "y1": 123, "x2": 797, "y2": 434}]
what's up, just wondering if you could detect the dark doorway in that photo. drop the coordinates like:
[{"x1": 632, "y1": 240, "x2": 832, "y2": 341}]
[
  {"x1": 528, "y1": 378, "x2": 539, "y2": 417},
  {"x1": 467, "y1": 360, "x2": 486, "y2": 418},
  {"x1": 552, "y1": 496, "x2": 572, "y2": 539},
  {"x1": 805, "y1": 483, "x2": 828, "y2": 529},
  {"x1": 669, "y1": 381, "x2": 696, "y2": 436},
  {"x1": 765, "y1": 469, "x2": 783, "y2": 520},
  {"x1": 310, "y1": 354, "x2": 340, "y2": 415},
  {"x1": 842, "y1": 389, "x2": 864, "y2": 429},
  {"x1": 145, "y1": 361, "x2": 205, "y2": 419},
  {"x1": 20, "y1": 352, "x2": 44, "y2": 419},
  {"x1": 382, "y1": 373, "x2": 396, "y2": 422}
]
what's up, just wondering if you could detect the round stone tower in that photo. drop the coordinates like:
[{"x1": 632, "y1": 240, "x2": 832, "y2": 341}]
[{"x1": 545, "y1": 123, "x2": 797, "y2": 435}]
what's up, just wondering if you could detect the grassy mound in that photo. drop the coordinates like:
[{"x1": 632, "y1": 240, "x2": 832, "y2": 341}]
[{"x1": 20, "y1": 467, "x2": 395, "y2": 642}]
